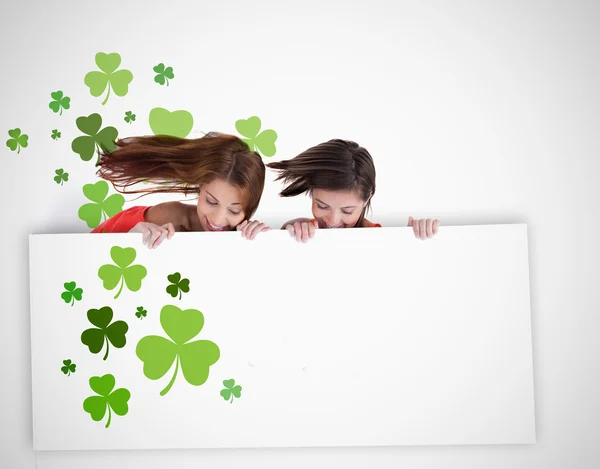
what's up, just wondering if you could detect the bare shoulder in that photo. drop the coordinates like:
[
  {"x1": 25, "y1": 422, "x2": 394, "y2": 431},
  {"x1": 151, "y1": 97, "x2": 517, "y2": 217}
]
[
  {"x1": 280, "y1": 217, "x2": 313, "y2": 230},
  {"x1": 145, "y1": 201, "x2": 189, "y2": 229}
]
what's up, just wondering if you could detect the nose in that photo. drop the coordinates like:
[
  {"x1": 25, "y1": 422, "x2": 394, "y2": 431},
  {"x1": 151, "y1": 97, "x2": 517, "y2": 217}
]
[
  {"x1": 213, "y1": 209, "x2": 228, "y2": 227},
  {"x1": 328, "y1": 212, "x2": 341, "y2": 227}
]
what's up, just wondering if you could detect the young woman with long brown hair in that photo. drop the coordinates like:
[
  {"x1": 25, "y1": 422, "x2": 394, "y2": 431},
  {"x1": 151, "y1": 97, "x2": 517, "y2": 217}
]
[
  {"x1": 267, "y1": 139, "x2": 440, "y2": 242},
  {"x1": 92, "y1": 132, "x2": 270, "y2": 248}
]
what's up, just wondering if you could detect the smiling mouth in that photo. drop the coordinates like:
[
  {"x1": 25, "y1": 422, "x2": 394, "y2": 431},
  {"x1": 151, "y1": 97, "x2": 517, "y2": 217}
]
[
  {"x1": 323, "y1": 220, "x2": 343, "y2": 229},
  {"x1": 205, "y1": 217, "x2": 227, "y2": 231}
]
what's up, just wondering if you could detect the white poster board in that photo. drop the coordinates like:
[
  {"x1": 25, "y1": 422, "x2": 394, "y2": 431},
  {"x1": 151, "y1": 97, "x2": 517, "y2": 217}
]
[{"x1": 29, "y1": 225, "x2": 535, "y2": 450}]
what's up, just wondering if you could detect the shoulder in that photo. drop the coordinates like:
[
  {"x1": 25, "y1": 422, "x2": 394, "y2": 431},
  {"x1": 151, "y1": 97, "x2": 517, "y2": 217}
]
[{"x1": 145, "y1": 201, "x2": 189, "y2": 227}]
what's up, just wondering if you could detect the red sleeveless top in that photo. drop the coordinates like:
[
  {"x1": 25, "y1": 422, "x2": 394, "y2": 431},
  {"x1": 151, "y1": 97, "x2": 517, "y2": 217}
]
[{"x1": 91, "y1": 206, "x2": 151, "y2": 233}]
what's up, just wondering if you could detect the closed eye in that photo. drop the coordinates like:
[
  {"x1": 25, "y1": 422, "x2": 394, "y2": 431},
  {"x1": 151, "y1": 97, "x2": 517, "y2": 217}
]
[{"x1": 206, "y1": 198, "x2": 218, "y2": 206}]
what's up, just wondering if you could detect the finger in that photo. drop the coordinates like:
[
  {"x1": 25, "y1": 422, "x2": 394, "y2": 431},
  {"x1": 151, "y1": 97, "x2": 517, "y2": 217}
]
[
  {"x1": 236, "y1": 220, "x2": 249, "y2": 232},
  {"x1": 154, "y1": 230, "x2": 169, "y2": 248},
  {"x1": 250, "y1": 223, "x2": 267, "y2": 240},
  {"x1": 301, "y1": 222, "x2": 309, "y2": 243},
  {"x1": 426, "y1": 219, "x2": 433, "y2": 238},
  {"x1": 148, "y1": 229, "x2": 163, "y2": 249},
  {"x1": 151, "y1": 228, "x2": 167, "y2": 249},
  {"x1": 294, "y1": 222, "x2": 303, "y2": 242},
  {"x1": 408, "y1": 216, "x2": 414, "y2": 227},
  {"x1": 286, "y1": 224, "x2": 295, "y2": 237},
  {"x1": 419, "y1": 219, "x2": 426, "y2": 240},
  {"x1": 312, "y1": 219, "x2": 319, "y2": 230},
  {"x1": 308, "y1": 221, "x2": 316, "y2": 238},
  {"x1": 432, "y1": 219, "x2": 440, "y2": 234},
  {"x1": 412, "y1": 219, "x2": 419, "y2": 238},
  {"x1": 245, "y1": 220, "x2": 260, "y2": 240},
  {"x1": 162, "y1": 223, "x2": 175, "y2": 239}
]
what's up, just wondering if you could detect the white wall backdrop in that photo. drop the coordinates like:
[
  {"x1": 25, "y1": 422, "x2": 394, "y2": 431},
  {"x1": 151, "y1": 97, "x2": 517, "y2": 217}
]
[{"x1": 1, "y1": 0, "x2": 599, "y2": 468}]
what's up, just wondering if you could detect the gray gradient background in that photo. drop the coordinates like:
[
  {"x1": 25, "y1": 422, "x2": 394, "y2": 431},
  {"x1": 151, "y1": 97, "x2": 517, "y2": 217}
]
[{"x1": 1, "y1": 0, "x2": 599, "y2": 468}]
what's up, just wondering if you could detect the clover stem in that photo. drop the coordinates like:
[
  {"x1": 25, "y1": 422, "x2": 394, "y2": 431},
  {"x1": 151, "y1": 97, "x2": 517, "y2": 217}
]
[
  {"x1": 230, "y1": 395, "x2": 233, "y2": 404},
  {"x1": 103, "y1": 336, "x2": 110, "y2": 361},
  {"x1": 17, "y1": 145, "x2": 21, "y2": 154},
  {"x1": 160, "y1": 355, "x2": 180, "y2": 396},
  {"x1": 114, "y1": 277, "x2": 124, "y2": 300},
  {"x1": 60, "y1": 107, "x2": 63, "y2": 116},
  {"x1": 166, "y1": 78, "x2": 169, "y2": 87},
  {"x1": 71, "y1": 297, "x2": 75, "y2": 306},
  {"x1": 102, "y1": 83, "x2": 111, "y2": 106},
  {"x1": 105, "y1": 404, "x2": 112, "y2": 428},
  {"x1": 178, "y1": 289, "x2": 182, "y2": 300}
]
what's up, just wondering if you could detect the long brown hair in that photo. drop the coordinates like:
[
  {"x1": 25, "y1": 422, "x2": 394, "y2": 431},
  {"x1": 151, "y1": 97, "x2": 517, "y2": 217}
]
[
  {"x1": 267, "y1": 139, "x2": 376, "y2": 227},
  {"x1": 96, "y1": 132, "x2": 266, "y2": 219}
]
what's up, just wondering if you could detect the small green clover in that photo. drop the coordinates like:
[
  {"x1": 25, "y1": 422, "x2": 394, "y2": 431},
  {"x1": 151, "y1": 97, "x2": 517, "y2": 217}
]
[
  {"x1": 78, "y1": 180, "x2": 125, "y2": 229},
  {"x1": 71, "y1": 113, "x2": 118, "y2": 165},
  {"x1": 49, "y1": 90, "x2": 71, "y2": 115},
  {"x1": 84, "y1": 52, "x2": 134, "y2": 105},
  {"x1": 83, "y1": 374, "x2": 130, "y2": 428},
  {"x1": 136, "y1": 305, "x2": 220, "y2": 396},
  {"x1": 166, "y1": 272, "x2": 190, "y2": 300},
  {"x1": 220, "y1": 379, "x2": 242, "y2": 404},
  {"x1": 6, "y1": 128, "x2": 29, "y2": 154},
  {"x1": 51, "y1": 129, "x2": 61, "y2": 140},
  {"x1": 124, "y1": 111, "x2": 136, "y2": 124},
  {"x1": 81, "y1": 306, "x2": 129, "y2": 360},
  {"x1": 61, "y1": 281, "x2": 82, "y2": 306},
  {"x1": 54, "y1": 168, "x2": 69, "y2": 185},
  {"x1": 61, "y1": 359, "x2": 76, "y2": 376},
  {"x1": 98, "y1": 246, "x2": 147, "y2": 299},
  {"x1": 235, "y1": 116, "x2": 277, "y2": 157},
  {"x1": 153, "y1": 63, "x2": 174, "y2": 86},
  {"x1": 135, "y1": 306, "x2": 147, "y2": 319}
]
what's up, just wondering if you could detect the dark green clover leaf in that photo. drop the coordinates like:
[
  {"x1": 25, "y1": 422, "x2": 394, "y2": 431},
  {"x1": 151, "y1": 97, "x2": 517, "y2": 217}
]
[
  {"x1": 135, "y1": 306, "x2": 147, "y2": 319},
  {"x1": 220, "y1": 379, "x2": 242, "y2": 404},
  {"x1": 61, "y1": 359, "x2": 76, "y2": 376},
  {"x1": 51, "y1": 129, "x2": 61, "y2": 140},
  {"x1": 153, "y1": 63, "x2": 174, "y2": 86},
  {"x1": 61, "y1": 281, "x2": 82, "y2": 306},
  {"x1": 81, "y1": 306, "x2": 129, "y2": 360},
  {"x1": 98, "y1": 246, "x2": 147, "y2": 299},
  {"x1": 71, "y1": 113, "x2": 118, "y2": 165},
  {"x1": 54, "y1": 168, "x2": 69, "y2": 185},
  {"x1": 166, "y1": 272, "x2": 190, "y2": 300},
  {"x1": 6, "y1": 128, "x2": 29, "y2": 154},
  {"x1": 49, "y1": 90, "x2": 71, "y2": 115},
  {"x1": 136, "y1": 305, "x2": 220, "y2": 396},
  {"x1": 83, "y1": 374, "x2": 130, "y2": 428},
  {"x1": 78, "y1": 180, "x2": 125, "y2": 229},
  {"x1": 84, "y1": 52, "x2": 134, "y2": 105},
  {"x1": 235, "y1": 116, "x2": 277, "y2": 157},
  {"x1": 124, "y1": 111, "x2": 136, "y2": 124}
]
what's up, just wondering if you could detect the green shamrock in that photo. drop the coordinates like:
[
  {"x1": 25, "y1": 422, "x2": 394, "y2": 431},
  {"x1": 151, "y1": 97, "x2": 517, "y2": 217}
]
[
  {"x1": 135, "y1": 306, "x2": 147, "y2": 319},
  {"x1": 235, "y1": 116, "x2": 277, "y2": 157},
  {"x1": 83, "y1": 374, "x2": 130, "y2": 428},
  {"x1": 84, "y1": 52, "x2": 134, "y2": 105},
  {"x1": 6, "y1": 128, "x2": 28, "y2": 154},
  {"x1": 48, "y1": 90, "x2": 71, "y2": 115},
  {"x1": 61, "y1": 281, "x2": 83, "y2": 306},
  {"x1": 54, "y1": 168, "x2": 69, "y2": 185},
  {"x1": 220, "y1": 379, "x2": 242, "y2": 404},
  {"x1": 166, "y1": 272, "x2": 190, "y2": 300},
  {"x1": 81, "y1": 306, "x2": 129, "y2": 360},
  {"x1": 78, "y1": 180, "x2": 125, "y2": 229},
  {"x1": 71, "y1": 113, "x2": 118, "y2": 165},
  {"x1": 153, "y1": 63, "x2": 174, "y2": 86},
  {"x1": 148, "y1": 107, "x2": 194, "y2": 138},
  {"x1": 124, "y1": 111, "x2": 136, "y2": 124},
  {"x1": 61, "y1": 359, "x2": 76, "y2": 376},
  {"x1": 98, "y1": 246, "x2": 147, "y2": 299},
  {"x1": 51, "y1": 129, "x2": 61, "y2": 140},
  {"x1": 136, "y1": 305, "x2": 220, "y2": 396}
]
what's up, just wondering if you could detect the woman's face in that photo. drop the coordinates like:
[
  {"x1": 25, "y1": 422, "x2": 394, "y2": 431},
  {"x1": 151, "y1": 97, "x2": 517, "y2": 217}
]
[
  {"x1": 311, "y1": 188, "x2": 369, "y2": 228},
  {"x1": 196, "y1": 178, "x2": 246, "y2": 231}
]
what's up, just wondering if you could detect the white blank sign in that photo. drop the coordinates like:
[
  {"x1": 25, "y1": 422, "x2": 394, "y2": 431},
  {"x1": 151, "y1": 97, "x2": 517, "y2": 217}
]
[{"x1": 29, "y1": 225, "x2": 535, "y2": 450}]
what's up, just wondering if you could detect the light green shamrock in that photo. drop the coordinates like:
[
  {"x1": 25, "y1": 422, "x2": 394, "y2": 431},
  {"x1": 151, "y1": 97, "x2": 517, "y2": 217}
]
[
  {"x1": 235, "y1": 116, "x2": 277, "y2": 157},
  {"x1": 83, "y1": 374, "x2": 130, "y2": 428},
  {"x1": 84, "y1": 52, "x2": 134, "y2": 105},
  {"x1": 98, "y1": 246, "x2": 147, "y2": 299},
  {"x1": 136, "y1": 305, "x2": 220, "y2": 396},
  {"x1": 78, "y1": 180, "x2": 125, "y2": 229},
  {"x1": 220, "y1": 379, "x2": 242, "y2": 404},
  {"x1": 49, "y1": 90, "x2": 71, "y2": 115}
]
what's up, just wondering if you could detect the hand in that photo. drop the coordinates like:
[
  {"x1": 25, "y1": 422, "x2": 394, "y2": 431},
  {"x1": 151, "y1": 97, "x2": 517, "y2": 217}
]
[
  {"x1": 408, "y1": 216, "x2": 440, "y2": 240},
  {"x1": 237, "y1": 220, "x2": 271, "y2": 240},
  {"x1": 285, "y1": 219, "x2": 318, "y2": 243},
  {"x1": 129, "y1": 221, "x2": 174, "y2": 249}
]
